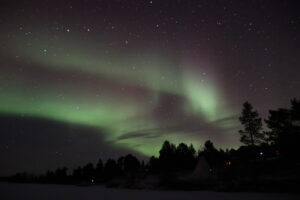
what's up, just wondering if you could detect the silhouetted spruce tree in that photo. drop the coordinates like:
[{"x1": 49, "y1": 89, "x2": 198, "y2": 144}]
[
  {"x1": 82, "y1": 163, "x2": 95, "y2": 182},
  {"x1": 55, "y1": 167, "x2": 68, "y2": 183},
  {"x1": 188, "y1": 144, "x2": 197, "y2": 170},
  {"x1": 124, "y1": 154, "x2": 140, "y2": 174},
  {"x1": 117, "y1": 156, "x2": 125, "y2": 174},
  {"x1": 176, "y1": 143, "x2": 189, "y2": 171},
  {"x1": 45, "y1": 170, "x2": 55, "y2": 183},
  {"x1": 148, "y1": 156, "x2": 160, "y2": 173},
  {"x1": 123, "y1": 154, "x2": 140, "y2": 183},
  {"x1": 199, "y1": 140, "x2": 221, "y2": 168},
  {"x1": 141, "y1": 160, "x2": 145, "y2": 174},
  {"x1": 72, "y1": 166, "x2": 83, "y2": 183},
  {"x1": 239, "y1": 101, "x2": 264, "y2": 146},
  {"x1": 265, "y1": 108, "x2": 290, "y2": 145},
  {"x1": 265, "y1": 98, "x2": 300, "y2": 159},
  {"x1": 159, "y1": 140, "x2": 176, "y2": 172},
  {"x1": 175, "y1": 143, "x2": 196, "y2": 171},
  {"x1": 104, "y1": 159, "x2": 119, "y2": 180},
  {"x1": 95, "y1": 159, "x2": 104, "y2": 183}
]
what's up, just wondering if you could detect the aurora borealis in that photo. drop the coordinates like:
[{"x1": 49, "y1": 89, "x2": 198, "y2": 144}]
[{"x1": 0, "y1": 0, "x2": 299, "y2": 175}]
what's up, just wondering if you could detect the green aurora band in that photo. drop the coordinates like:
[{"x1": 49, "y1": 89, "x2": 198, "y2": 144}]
[{"x1": 0, "y1": 31, "x2": 239, "y2": 156}]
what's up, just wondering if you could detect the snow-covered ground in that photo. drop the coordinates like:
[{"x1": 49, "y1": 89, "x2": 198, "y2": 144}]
[{"x1": 0, "y1": 183, "x2": 299, "y2": 200}]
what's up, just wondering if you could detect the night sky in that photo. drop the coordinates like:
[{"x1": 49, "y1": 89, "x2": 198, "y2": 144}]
[{"x1": 0, "y1": 0, "x2": 299, "y2": 175}]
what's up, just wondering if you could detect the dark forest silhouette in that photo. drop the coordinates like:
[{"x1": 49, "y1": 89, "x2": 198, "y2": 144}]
[{"x1": 1, "y1": 98, "x2": 300, "y2": 192}]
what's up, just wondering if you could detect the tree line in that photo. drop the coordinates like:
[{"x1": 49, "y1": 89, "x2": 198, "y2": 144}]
[
  {"x1": 2, "y1": 98, "x2": 300, "y2": 191},
  {"x1": 239, "y1": 98, "x2": 300, "y2": 159}
]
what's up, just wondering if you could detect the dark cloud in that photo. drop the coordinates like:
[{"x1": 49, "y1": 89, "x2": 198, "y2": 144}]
[
  {"x1": 0, "y1": 114, "x2": 145, "y2": 176},
  {"x1": 114, "y1": 115, "x2": 240, "y2": 147},
  {"x1": 115, "y1": 131, "x2": 162, "y2": 141}
]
